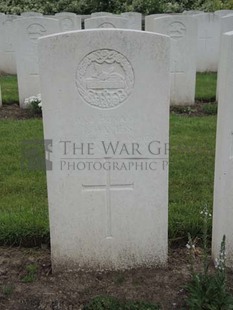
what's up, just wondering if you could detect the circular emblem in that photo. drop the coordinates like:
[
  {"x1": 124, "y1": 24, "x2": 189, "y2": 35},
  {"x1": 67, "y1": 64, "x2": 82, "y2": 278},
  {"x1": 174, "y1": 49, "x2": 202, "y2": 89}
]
[
  {"x1": 27, "y1": 23, "x2": 46, "y2": 42},
  {"x1": 76, "y1": 49, "x2": 135, "y2": 109},
  {"x1": 168, "y1": 22, "x2": 186, "y2": 40},
  {"x1": 98, "y1": 23, "x2": 116, "y2": 28}
]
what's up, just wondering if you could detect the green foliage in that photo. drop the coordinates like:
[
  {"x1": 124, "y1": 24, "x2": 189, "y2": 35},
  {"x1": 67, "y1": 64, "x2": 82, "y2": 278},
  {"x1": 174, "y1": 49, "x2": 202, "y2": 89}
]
[
  {"x1": 84, "y1": 296, "x2": 160, "y2": 310},
  {"x1": 186, "y1": 272, "x2": 233, "y2": 309},
  {"x1": 21, "y1": 264, "x2": 38, "y2": 283},
  {"x1": 0, "y1": 0, "x2": 232, "y2": 15},
  {"x1": 0, "y1": 75, "x2": 19, "y2": 104},
  {"x1": 186, "y1": 211, "x2": 233, "y2": 309},
  {"x1": 2, "y1": 284, "x2": 15, "y2": 297},
  {"x1": 203, "y1": 103, "x2": 218, "y2": 115},
  {"x1": 0, "y1": 119, "x2": 49, "y2": 246},
  {"x1": 25, "y1": 95, "x2": 42, "y2": 116},
  {"x1": 195, "y1": 73, "x2": 217, "y2": 102}
]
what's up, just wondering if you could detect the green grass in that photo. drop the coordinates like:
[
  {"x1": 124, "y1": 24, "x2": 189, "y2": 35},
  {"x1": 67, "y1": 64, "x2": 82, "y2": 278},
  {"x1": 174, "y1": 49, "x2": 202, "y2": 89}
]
[
  {"x1": 0, "y1": 75, "x2": 19, "y2": 104},
  {"x1": 169, "y1": 115, "x2": 216, "y2": 244},
  {"x1": 0, "y1": 120, "x2": 49, "y2": 245},
  {"x1": 195, "y1": 73, "x2": 217, "y2": 102},
  {"x1": 0, "y1": 115, "x2": 217, "y2": 246}
]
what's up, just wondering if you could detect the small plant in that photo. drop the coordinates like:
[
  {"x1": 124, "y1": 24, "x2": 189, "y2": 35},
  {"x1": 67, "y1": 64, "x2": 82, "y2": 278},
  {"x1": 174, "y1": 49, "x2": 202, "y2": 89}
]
[
  {"x1": 21, "y1": 263, "x2": 38, "y2": 283},
  {"x1": 24, "y1": 94, "x2": 42, "y2": 115},
  {"x1": 2, "y1": 284, "x2": 15, "y2": 297},
  {"x1": 186, "y1": 206, "x2": 233, "y2": 309},
  {"x1": 202, "y1": 103, "x2": 218, "y2": 115},
  {"x1": 171, "y1": 105, "x2": 196, "y2": 115}
]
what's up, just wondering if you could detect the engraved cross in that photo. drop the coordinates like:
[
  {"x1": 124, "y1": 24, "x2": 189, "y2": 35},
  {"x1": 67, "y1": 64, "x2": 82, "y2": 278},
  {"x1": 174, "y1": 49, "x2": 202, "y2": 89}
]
[
  {"x1": 82, "y1": 169, "x2": 134, "y2": 239},
  {"x1": 200, "y1": 29, "x2": 212, "y2": 49},
  {"x1": 171, "y1": 59, "x2": 184, "y2": 91}
]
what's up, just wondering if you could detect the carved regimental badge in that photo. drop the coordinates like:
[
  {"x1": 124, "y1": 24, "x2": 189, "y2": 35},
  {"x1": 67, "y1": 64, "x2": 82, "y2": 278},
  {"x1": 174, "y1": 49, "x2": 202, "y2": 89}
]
[
  {"x1": 168, "y1": 22, "x2": 186, "y2": 40},
  {"x1": 76, "y1": 49, "x2": 135, "y2": 109},
  {"x1": 27, "y1": 24, "x2": 46, "y2": 42}
]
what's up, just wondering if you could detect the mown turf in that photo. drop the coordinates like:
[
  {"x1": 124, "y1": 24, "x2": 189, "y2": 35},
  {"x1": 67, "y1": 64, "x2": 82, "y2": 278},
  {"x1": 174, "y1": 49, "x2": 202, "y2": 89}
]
[
  {"x1": 0, "y1": 75, "x2": 19, "y2": 104},
  {"x1": 0, "y1": 115, "x2": 217, "y2": 246},
  {"x1": 0, "y1": 120, "x2": 49, "y2": 245},
  {"x1": 195, "y1": 72, "x2": 217, "y2": 102},
  {"x1": 169, "y1": 114, "x2": 216, "y2": 244}
]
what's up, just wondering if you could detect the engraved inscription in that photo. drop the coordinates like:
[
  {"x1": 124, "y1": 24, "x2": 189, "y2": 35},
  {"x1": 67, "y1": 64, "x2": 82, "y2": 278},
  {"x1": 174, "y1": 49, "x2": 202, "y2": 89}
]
[
  {"x1": 168, "y1": 22, "x2": 186, "y2": 40},
  {"x1": 98, "y1": 22, "x2": 116, "y2": 28},
  {"x1": 82, "y1": 169, "x2": 134, "y2": 238},
  {"x1": 27, "y1": 23, "x2": 46, "y2": 42},
  {"x1": 76, "y1": 49, "x2": 135, "y2": 109}
]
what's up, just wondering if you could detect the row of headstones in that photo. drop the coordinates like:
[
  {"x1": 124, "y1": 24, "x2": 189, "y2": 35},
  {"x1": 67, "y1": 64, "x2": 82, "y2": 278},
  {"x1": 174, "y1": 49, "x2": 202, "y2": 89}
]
[
  {"x1": 0, "y1": 11, "x2": 141, "y2": 75},
  {"x1": 1, "y1": 10, "x2": 233, "y2": 107},
  {"x1": 36, "y1": 27, "x2": 233, "y2": 272}
]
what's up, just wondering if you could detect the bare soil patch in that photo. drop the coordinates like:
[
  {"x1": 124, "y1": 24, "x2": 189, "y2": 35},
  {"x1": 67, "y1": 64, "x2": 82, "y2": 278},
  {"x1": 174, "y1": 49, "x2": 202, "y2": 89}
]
[
  {"x1": 0, "y1": 104, "x2": 40, "y2": 120},
  {"x1": 1, "y1": 246, "x2": 232, "y2": 310}
]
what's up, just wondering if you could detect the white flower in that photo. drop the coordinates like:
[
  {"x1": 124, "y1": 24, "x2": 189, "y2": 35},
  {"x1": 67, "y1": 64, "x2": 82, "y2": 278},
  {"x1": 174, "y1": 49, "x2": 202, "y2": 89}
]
[{"x1": 186, "y1": 244, "x2": 191, "y2": 249}]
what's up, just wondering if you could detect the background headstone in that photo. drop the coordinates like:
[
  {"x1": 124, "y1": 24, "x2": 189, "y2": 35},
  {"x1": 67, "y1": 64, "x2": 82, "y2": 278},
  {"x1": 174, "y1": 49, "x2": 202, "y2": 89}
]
[
  {"x1": 15, "y1": 17, "x2": 59, "y2": 108},
  {"x1": 212, "y1": 31, "x2": 233, "y2": 268},
  {"x1": 38, "y1": 29, "x2": 170, "y2": 271},
  {"x1": 121, "y1": 12, "x2": 142, "y2": 30},
  {"x1": 21, "y1": 12, "x2": 43, "y2": 17},
  {"x1": 215, "y1": 10, "x2": 233, "y2": 17},
  {"x1": 183, "y1": 10, "x2": 204, "y2": 15},
  {"x1": 194, "y1": 13, "x2": 220, "y2": 72},
  {"x1": 55, "y1": 12, "x2": 81, "y2": 31},
  {"x1": 91, "y1": 12, "x2": 114, "y2": 17},
  {"x1": 153, "y1": 16, "x2": 197, "y2": 105},
  {"x1": 0, "y1": 14, "x2": 6, "y2": 74},
  {"x1": 220, "y1": 14, "x2": 233, "y2": 34},
  {"x1": 2, "y1": 15, "x2": 20, "y2": 74},
  {"x1": 145, "y1": 14, "x2": 168, "y2": 31},
  {"x1": 85, "y1": 16, "x2": 128, "y2": 29}
]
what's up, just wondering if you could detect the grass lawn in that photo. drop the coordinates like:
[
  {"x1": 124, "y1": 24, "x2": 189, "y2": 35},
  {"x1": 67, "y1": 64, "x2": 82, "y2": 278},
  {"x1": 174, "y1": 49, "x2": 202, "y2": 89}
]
[
  {"x1": 0, "y1": 75, "x2": 19, "y2": 104},
  {"x1": 195, "y1": 72, "x2": 217, "y2": 102},
  {"x1": 0, "y1": 115, "x2": 216, "y2": 246}
]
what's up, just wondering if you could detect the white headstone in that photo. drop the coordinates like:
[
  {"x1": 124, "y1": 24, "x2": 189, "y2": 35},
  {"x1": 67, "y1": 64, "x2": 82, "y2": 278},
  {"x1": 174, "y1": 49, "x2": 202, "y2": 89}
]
[
  {"x1": 212, "y1": 31, "x2": 233, "y2": 268},
  {"x1": 55, "y1": 12, "x2": 81, "y2": 31},
  {"x1": 21, "y1": 12, "x2": 43, "y2": 17},
  {"x1": 153, "y1": 16, "x2": 197, "y2": 105},
  {"x1": 0, "y1": 14, "x2": 6, "y2": 73},
  {"x1": 2, "y1": 15, "x2": 20, "y2": 74},
  {"x1": 14, "y1": 17, "x2": 59, "y2": 108},
  {"x1": 38, "y1": 29, "x2": 170, "y2": 271},
  {"x1": 220, "y1": 15, "x2": 233, "y2": 34},
  {"x1": 121, "y1": 12, "x2": 142, "y2": 30},
  {"x1": 194, "y1": 13, "x2": 221, "y2": 72},
  {"x1": 183, "y1": 10, "x2": 204, "y2": 15},
  {"x1": 91, "y1": 12, "x2": 114, "y2": 17},
  {"x1": 215, "y1": 10, "x2": 233, "y2": 17},
  {"x1": 85, "y1": 16, "x2": 128, "y2": 29},
  {"x1": 145, "y1": 14, "x2": 168, "y2": 31}
]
